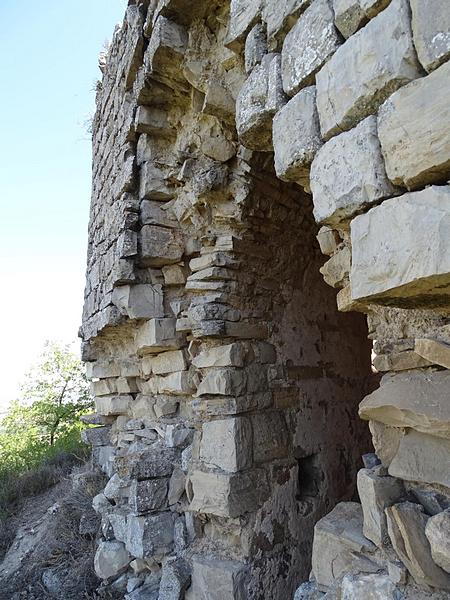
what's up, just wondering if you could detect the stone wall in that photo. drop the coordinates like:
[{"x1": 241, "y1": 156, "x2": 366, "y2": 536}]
[{"x1": 80, "y1": 0, "x2": 450, "y2": 598}]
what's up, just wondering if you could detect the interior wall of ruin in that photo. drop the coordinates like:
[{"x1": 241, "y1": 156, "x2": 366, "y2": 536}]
[{"x1": 81, "y1": 0, "x2": 450, "y2": 598}]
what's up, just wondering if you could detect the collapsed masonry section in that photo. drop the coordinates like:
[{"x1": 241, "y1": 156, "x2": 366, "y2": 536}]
[{"x1": 80, "y1": 0, "x2": 450, "y2": 599}]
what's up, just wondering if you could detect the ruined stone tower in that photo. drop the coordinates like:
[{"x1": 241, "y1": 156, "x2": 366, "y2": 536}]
[{"x1": 81, "y1": 0, "x2": 450, "y2": 597}]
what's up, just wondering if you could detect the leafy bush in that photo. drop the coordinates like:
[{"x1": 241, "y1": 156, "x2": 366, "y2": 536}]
[{"x1": 0, "y1": 342, "x2": 93, "y2": 520}]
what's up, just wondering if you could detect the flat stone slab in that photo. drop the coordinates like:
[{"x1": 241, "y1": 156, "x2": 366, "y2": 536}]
[
  {"x1": 350, "y1": 187, "x2": 450, "y2": 306},
  {"x1": 359, "y1": 370, "x2": 450, "y2": 439},
  {"x1": 388, "y1": 429, "x2": 450, "y2": 489},
  {"x1": 386, "y1": 502, "x2": 450, "y2": 590},
  {"x1": 378, "y1": 60, "x2": 450, "y2": 190},
  {"x1": 316, "y1": 0, "x2": 421, "y2": 140}
]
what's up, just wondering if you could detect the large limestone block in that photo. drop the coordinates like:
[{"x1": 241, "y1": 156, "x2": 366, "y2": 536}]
[
  {"x1": 350, "y1": 187, "x2": 450, "y2": 306},
  {"x1": 115, "y1": 447, "x2": 178, "y2": 479},
  {"x1": 263, "y1": 0, "x2": 310, "y2": 49},
  {"x1": 357, "y1": 468, "x2": 404, "y2": 547},
  {"x1": 94, "y1": 541, "x2": 130, "y2": 580},
  {"x1": 410, "y1": 0, "x2": 450, "y2": 72},
  {"x1": 136, "y1": 318, "x2": 184, "y2": 355},
  {"x1": 316, "y1": 0, "x2": 421, "y2": 140},
  {"x1": 195, "y1": 368, "x2": 247, "y2": 396},
  {"x1": 236, "y1": 53, "x2": 286, "y2": 151},
  {"x1": 425, "y1": 510, "x2": 450, "y2": 573},
  {"x1": 415, "y1": 339, "x2": 450, "y2": 370},
  {"x1": 332, "y1": 0, "x2": 391, "y2": 39},
  {"x1": 281, "y1": 0, "x2": 341, "y2": 96},
  {"x1": 112, "y1": 284, "x2": 164, "y2": 320},
  {"x1": 188, "y1": 469, "x2": 269, "y2": 517},
  {"x1": 126, "y1": 512, "x2": 174, "y2": 558},
  {"x1": 200, "y1": 417, "x2": 253, "y2": 472},
  {"x1": 388, "y1": 430, "x2": 450, "y2": 489},
  {"x1": 140, "y1": 162, "x2": 175, "y2": 200},
  {"x1": 187, "y1": 557, "x2": 248, "y2": 600},
  {"x1": 311, "y1": 502, "x2": 378, "y2": 589},
  {"x1": 359, "y1": 370, "x2": 450, "y2": 439},
  {"x1": 128, "y1": 478, "x2": 169, "y2": 514},
  {"x1": 95, "y1": 395, "x2": 132, "y2": 417},
  {"x1": 386, "y1": 502, "x2": 450, "y2": 590},
  {"x1": 142, "y1": 349, "x2": 187, "y2": 376},
  {"x1": 140, "y1": 225, "x2": 184, "y2": 267},
  {"x1": 378, "y1": 62, "x2": 450, "y2": 190},
  {"x1": 273, "y1": 87, "x2": 323, "y2": 190},
  {"x1": 310, "y1": 116, "x2": 396, "y2": 226},
  {"x1": 145, "y1": 16, "x2": 188, "y2": 87},
  {"x1": 192, "y1": 343, "x2": 246, "y2": 368},
  {"x1": 225, "y1": 0, "x2": 261, "y2": 52}
]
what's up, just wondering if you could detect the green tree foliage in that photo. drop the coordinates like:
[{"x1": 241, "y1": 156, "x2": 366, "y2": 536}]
[{"x1": 0, "y1": 342, "x2": 92, "y2": 497}]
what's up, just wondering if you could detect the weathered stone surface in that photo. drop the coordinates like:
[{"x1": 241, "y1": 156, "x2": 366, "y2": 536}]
[
  {"x1": 192, "y1": 343, "x2": 246, "y2": 368},
  {"x1": 357, "y1": 468, "x2": 404, "y2": 547},
  {"x1": 388, "y1": 430, "x2": 450, "y2": 489},
  {"x1": 332, "y1": 0, "x2": 390, "y2": 39},
  {"x1": 188, "y1": 469, "x2": 269, "y2": 517},
  {"x1": 359, "y1": 370, "x2": 450, "y2": 439},
  {"x1": 311, "y1": 502, "x2": 378, "y2": 589},
  {"x1": 143, "y1": 349, "x2": 187, "y2": 376},
  {"x1": 410, "y1": 0, "x2": 450, "y2": 72},
  {"x1": 319, "y1": 246, "x2": 350, "y2": 289},
  {"x1": 245, "y1": 23, "x2": 267, "y2": 73},
  {"x1": 273, "y1": 87, "x2": 322, "y2": 189},
  {"x1": 281, "y1": 0, "x2": 340, "y2": 96},
  {"x1": 226, "y1": 0, "x2": 262, "y2": 51},
  {"x1": 95, "y1": 395, "x2": 131, "y2": 416},
  {"x1": 350, "y1": 187, "x2": 450, "y2": 306},
  {"x1": 293, "y1": 581, "x2": 324, "y2": 599},
  {"x1": 386, "y1": 502, "x2": 450, "y2": 589},
  {"x1": 340, "y1": 572, "x2": 398, "y2": 599},
  {"x1": 140, "y1": 225, "x2": 184, "y2": 267},
  {"x1": 263, "y1": 0, "x2": 310, "y2": 48},
  {"x1": 81, "y1": 426, "x2": 111, "y2": 447},
  {"x1": 415, "y1": 339, "x2": 450, "y2": 370},
  {"x1": 200, "y1": 417, "x2": 253, "y2": 472},
  {"x1": 373, "y1": 350, "x2": 432, "y2": 372},
  {"x1": 158, "y1": 557, "x2": 191, "y2": 599},
  {"x1": 112, "y1": 284, "x2": 164, "y2": 320},
  {"x1": 145, "y1": 16, "x2": 188, "y2": 87},
  {"x1": 251, "y1": 412, "x2": 288, "y2": 462},
  {"x1": 316, "y1": 0, "x2": 421, "y2": 140},
  {"x1": 369, "y1": 421, "x2": 403, "y2": 468},
  {"x1": 94, "y1": 541, "x2": 130, "y2": 580},
  {"x1": 236, "y1": 53, "x2": 286, "y2": 151},
  {"x1": 195, "y1": 368, "x2": 247, "y2": 396},
  {"x1": 115, "y1": 447, "x2": 177, "y2": 479},
  {"x1": 128, "y1": 478, "x2": 169, "y2": 514},
  {"x1": 311, "y1": 116, "x2": 396, "y2": 226},
  {"x1": 141, "y1": 199, "x2": 178, "y2": 228},
  {"x1": 126, "y1": 512, "x2": 174, "y2": 558},
  {"x1": 187, "y1": 557, "x2": 248, "y2": 600},
  {"x1": 378, "y1": 61, "x2": 450, "y2": 190},
  {"x1": 140, "y1": 162, "x2": 175, "y2": 200},
  {"x1": 136, "y1": 318, "x2": 184, "y2": 354},
  {"x1": 426, "y1": 510, "x2": 450, "y2": 573}
]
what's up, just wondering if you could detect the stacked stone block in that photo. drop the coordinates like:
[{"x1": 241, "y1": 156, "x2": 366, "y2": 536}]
[{"x1": 81, "y1": 0, "x2": 450, "y2": 598}]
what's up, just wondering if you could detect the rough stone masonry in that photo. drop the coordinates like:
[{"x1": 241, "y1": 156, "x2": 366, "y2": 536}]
[{"x1": 80, "y1": 0, "x2": 450, "y2": 598}]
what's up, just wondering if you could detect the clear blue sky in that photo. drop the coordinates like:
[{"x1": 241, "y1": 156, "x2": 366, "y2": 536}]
[{"x1": 0, "y1": 0, "x2": 127, "y2": 408}]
